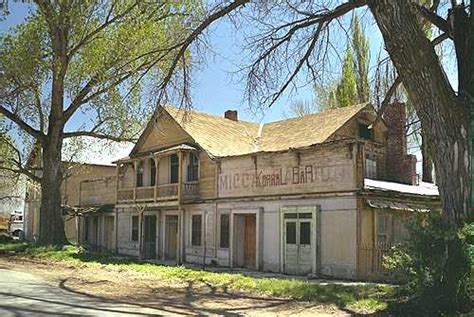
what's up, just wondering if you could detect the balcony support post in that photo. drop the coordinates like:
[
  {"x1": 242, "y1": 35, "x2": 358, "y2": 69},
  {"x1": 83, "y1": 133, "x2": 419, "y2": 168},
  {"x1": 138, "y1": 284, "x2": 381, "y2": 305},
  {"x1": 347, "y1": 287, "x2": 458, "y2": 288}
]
[
  {"x1": 153, "y1": 157, "x2": 159, "y2": 202},
  {"x1": 115, "y1": 164, "x2": 120, "y2": 203}
]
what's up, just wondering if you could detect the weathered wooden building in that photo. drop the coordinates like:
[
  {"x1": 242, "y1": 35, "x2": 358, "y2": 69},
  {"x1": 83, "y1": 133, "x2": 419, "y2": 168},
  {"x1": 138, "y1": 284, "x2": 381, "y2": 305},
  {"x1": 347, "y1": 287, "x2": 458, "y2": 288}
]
[
  {"x1": 78, "y1": 103, "x2": 439, "y2": 280},
  {"x1": 24, "y1": 138, "x2": 133, "y2": 244}
]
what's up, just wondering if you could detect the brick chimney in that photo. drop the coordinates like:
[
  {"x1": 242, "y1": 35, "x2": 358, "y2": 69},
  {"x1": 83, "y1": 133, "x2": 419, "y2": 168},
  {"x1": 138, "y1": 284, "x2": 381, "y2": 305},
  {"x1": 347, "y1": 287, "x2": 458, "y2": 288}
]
[
  {"x1": 224, "y1": 110, "x2": 238, "y2": 121},
  {"x1": 383, "y1": 102, "x2": 417, "y2": 185}
]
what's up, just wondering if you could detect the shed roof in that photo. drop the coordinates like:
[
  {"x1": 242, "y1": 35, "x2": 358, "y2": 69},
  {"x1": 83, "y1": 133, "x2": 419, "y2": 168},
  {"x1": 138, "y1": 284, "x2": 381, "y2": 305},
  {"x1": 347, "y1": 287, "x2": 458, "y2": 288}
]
[{"x1": 161, "y1": 103, "x2": 370, "y2": 158}]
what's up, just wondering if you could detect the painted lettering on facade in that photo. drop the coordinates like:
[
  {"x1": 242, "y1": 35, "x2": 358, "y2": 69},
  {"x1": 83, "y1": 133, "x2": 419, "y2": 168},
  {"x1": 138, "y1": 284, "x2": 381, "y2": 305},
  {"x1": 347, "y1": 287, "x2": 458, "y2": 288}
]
[{"x1": 218, "y1": 164, "x2": 350, "y2": 192}]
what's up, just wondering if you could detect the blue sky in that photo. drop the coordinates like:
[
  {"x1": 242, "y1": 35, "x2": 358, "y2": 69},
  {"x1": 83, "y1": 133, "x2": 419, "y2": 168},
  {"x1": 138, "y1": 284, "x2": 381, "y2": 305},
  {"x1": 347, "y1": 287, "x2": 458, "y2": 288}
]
[
  {"x1": 0, "y1": 2, "x2": 387, "y2": 125},
  {"x1": 1, "y1": 2, "x2": 456, "y2": 126}
]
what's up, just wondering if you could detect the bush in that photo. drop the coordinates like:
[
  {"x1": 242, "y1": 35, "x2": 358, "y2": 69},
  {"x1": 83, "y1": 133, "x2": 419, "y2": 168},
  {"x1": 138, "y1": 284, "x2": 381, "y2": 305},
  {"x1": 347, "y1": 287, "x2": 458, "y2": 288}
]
[{"x1": 384, "y1": 212, "x2": 471, "y2": 314}]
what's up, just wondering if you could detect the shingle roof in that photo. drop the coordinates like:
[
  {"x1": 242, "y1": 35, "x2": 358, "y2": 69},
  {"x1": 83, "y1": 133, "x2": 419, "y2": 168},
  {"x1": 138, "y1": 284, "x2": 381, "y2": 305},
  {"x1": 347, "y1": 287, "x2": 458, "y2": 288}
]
[{"x1": 162, "y1": 103, "x2": 370, "y2": 158}]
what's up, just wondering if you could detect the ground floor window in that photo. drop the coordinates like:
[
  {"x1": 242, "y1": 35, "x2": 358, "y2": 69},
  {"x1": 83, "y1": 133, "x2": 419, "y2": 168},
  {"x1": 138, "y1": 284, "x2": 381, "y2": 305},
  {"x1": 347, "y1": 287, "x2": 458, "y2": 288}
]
[
  {"x1": 131, "y1": 215, "x2": 139, "y2": 241},
  {"x1": 84, "y1": 217, "x2": 90, "y2": 242},
  {"x1": 191, "y1": 214, "x2": 202, "y2": 246},
  {"x1": 376, "y1": 213, "x2": 389, "y2": 244},
  {"x1": 220, "y1": 214, "x2": 229, "y2": 248}
]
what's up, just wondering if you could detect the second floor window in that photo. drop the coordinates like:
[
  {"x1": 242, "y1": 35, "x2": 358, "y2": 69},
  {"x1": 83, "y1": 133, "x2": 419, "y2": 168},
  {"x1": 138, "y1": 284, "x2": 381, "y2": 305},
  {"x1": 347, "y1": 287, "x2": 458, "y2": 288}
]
[
  {"x1": 358, "y1": 123, "x2": 373, "y2": 140},
  {"x1": 170, "y1": 154, "x2": 179, "y2": 184},
  {"x1": 136, "y1": 161, "x2": 144, "y2": 187},
  {"x1": 149, "y1": 159, "x2": 156, "y2": 186},
  {"x1": 187, "y1": 153, "x2": 199, "y2": 182},
  {"x1": 365, "y1": 158, "x2": 377, "y2": 179}
]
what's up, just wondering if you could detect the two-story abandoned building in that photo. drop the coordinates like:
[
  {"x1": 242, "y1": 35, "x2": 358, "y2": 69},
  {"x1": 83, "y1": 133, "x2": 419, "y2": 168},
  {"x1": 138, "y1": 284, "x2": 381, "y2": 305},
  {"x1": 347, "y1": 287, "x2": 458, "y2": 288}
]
[{"x1": 79, "y1": 103, "x2": 439, "y2": 280}]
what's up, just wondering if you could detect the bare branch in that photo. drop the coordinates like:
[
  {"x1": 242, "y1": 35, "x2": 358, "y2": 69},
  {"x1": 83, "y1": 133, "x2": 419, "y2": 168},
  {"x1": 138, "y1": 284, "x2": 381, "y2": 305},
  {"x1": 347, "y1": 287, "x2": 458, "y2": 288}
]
[
  {"x1": 157, "y1": 0, "x2": 251, "y2": 106},
  {"x1": 413, "y1": 3, "x2": 453, "y2": 37},
  {"x1": 63, "y1": 131, "x2": 137, "y2": 143}
]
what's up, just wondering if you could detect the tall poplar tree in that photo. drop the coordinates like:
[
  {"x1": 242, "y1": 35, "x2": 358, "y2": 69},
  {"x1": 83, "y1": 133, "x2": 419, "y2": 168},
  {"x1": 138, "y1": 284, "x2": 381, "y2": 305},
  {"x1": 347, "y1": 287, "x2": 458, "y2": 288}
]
[{"x1": 335, "y1": 44, "x2": 357, "y2": 107}]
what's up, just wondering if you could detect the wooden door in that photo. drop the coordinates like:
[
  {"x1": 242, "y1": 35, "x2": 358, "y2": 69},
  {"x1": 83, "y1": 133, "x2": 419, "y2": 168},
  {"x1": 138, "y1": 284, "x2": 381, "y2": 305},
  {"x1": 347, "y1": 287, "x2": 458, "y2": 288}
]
[
  {"x1": 144, "y1": 215, "x2": 157, "y2": 259},
  {"x1": 165, "y1": 215, "x2": 178, "y2": 260},
  {"x1": 105, "y1": 216, "x2": 115, "y2": 252},
  {"x1": 243, "y1": 214, "x2": 256, "y2": 269},
  {"x1": 284, "y1": 219, "x2": 298, "y2": 274}
]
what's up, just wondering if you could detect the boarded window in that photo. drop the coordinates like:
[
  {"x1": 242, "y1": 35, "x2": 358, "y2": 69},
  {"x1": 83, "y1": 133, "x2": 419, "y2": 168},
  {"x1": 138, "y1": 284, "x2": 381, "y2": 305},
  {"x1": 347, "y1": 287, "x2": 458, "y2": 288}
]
[
  {"x1": 150, "y1": 159, "x2": 156, "y2": 186},
  {"x1": 136, "y1": 161, "x2": 144, "y2": 187},
  {"x1": 131, "y1": 216, "x2": 139, "y2": 241},
  {"x1": 170, "y1": 154, "x2": 179, "y2": 184},
  {"x1": 365, "y1": 158, "x2": 377, "y2": 179},
  {"x1": 300, "y1": 222, "x2": 311, "y2": 245},
  {"x1": 187, "y1": 153, "x2": 199, "y2": 182},
  {"x1": 286, "y1": 222, "x2": 296, "y2": 244},
  {"x1": 191, "y1": 215, "x2": 202, "y2": 246},
  {"x1": 220, "y1": 214, "x2": 229, "y2": 248}
]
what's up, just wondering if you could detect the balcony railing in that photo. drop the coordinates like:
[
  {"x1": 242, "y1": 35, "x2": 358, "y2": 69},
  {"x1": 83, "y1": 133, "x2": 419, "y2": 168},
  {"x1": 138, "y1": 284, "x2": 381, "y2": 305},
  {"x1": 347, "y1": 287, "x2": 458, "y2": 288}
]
[{"x1": 117, "y1": 182, "x2": 199, "y2": 203}]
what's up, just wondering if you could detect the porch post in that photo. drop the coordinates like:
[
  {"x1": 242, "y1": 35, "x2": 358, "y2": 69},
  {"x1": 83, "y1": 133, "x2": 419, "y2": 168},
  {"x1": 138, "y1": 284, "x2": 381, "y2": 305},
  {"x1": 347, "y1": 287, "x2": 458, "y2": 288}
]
[
  {"x1": 133, "y1": 161, "x2": 137, "y2": 202},
  {"x1": 115, "y1": 164, "x2": 119, "y2": 203},
  {"x1": 177, "y1": 150, "x2": 184, "y2": 264},
  {"x1": 229, "y1": 211, "x2": 234, "y2": 269}
]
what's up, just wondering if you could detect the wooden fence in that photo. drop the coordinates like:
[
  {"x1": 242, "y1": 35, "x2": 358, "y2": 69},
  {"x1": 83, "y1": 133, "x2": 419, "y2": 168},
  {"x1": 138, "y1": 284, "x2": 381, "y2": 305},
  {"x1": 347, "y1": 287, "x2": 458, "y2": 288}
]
[{"x1": 359, "y1": 242, "x2": 393, "y2": 280}]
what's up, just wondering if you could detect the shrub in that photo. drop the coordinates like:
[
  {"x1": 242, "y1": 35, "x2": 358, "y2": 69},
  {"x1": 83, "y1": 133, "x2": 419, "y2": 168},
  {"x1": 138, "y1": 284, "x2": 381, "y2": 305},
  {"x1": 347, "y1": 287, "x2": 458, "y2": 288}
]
[{"x1": 383, "y1": 212, "x2": 471, "y2": 314}]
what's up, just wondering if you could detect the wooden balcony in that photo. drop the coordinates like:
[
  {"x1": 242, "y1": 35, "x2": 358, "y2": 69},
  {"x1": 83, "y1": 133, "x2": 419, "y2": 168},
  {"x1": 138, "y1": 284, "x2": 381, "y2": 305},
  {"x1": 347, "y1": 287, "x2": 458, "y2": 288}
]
[{"x1": 117, "y1": 182, "x2": 199, "y2": 203}]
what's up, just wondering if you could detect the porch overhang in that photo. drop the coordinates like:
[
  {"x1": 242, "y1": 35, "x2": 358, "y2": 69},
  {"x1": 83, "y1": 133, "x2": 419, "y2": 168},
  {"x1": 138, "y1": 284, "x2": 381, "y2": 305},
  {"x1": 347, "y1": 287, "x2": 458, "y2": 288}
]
[{"x1": 365, "y1": 199, "x2": 430, "y2": 213}]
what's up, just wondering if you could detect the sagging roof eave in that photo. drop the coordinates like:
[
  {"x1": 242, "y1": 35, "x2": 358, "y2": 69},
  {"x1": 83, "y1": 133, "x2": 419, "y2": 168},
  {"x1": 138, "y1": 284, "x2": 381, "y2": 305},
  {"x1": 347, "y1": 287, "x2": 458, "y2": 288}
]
[{"x1": 360, "y1": 188, "x2": 440, "y2": 202}]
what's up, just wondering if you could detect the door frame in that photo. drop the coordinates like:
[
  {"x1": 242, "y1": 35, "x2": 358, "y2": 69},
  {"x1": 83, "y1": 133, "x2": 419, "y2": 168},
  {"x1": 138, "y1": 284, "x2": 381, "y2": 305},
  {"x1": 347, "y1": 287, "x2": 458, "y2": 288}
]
[
  {"x1": 229, "y1": 208, "x2": 263, "y2": 270},
  {"x1": 143, "y1": 214, "x2": 157, "y2": 259},
  {"x1": 280, "y1": 205, "x2": 320, "y2": 276},
  {"x1": 161, "y1": 210, "x2": 179, "y2": 261}
]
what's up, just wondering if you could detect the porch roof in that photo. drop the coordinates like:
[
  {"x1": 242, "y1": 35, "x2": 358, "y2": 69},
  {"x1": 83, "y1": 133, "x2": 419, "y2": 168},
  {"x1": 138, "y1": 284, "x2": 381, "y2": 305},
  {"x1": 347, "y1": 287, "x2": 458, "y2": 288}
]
[
  {"x1": 365, "y1": 199, "x2": 430, "y2": 212},
  {"x1": 113, "y1": 144, "x2": 197, "y2": 163}
]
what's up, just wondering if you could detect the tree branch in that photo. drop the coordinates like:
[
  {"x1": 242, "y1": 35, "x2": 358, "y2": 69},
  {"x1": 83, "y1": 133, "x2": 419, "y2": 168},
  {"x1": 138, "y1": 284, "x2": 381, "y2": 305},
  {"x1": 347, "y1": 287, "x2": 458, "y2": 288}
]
[
  {"x1": 0, "y1": 105, "x2": 44, "y2": 141},
  {"x1": 157, "y1": 0, "x2": 251, "y2": 104},
  {"x1": 68, "y1": 1, "x2": 141, "y2": 58},
  {"x1": 63, "y1": 131, "x2": 137, "y2": 142},
  {"x1": 413, "y1": 3, "x2": 453, "y2": 38}
]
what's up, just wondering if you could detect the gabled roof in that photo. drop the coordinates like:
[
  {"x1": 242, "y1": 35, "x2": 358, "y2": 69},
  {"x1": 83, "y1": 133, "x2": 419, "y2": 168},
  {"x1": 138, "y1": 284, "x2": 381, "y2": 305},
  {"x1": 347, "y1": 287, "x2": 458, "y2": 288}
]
[
  {"x1": 164, "y1": 103, "x2": 371, "y2": 157},
  {"x1": 164, "y1": 107, "x2": 260, "y2": 158},
  {"x1": 259, "y1": 103, "x2": 369, "y2": 152},
  {"x1": 130, "y1": 103, "x2": 374, "y2": 159}
]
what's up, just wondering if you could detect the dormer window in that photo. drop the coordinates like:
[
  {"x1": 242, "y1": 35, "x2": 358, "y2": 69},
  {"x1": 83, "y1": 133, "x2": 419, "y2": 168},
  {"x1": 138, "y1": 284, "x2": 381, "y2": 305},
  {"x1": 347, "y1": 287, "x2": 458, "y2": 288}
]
[
  {"x1": 358, "y1": 123, "x2": 373, "y2": 140},
  {"x1": 187, "y1": 153, "x2": 199, "y2": 182}
]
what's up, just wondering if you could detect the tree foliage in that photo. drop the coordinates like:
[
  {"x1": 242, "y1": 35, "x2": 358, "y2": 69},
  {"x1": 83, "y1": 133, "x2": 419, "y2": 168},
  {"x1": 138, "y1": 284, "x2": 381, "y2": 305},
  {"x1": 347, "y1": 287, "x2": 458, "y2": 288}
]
[{"x1": 335, "y1": 44, "x2": 357, "y2": 108}]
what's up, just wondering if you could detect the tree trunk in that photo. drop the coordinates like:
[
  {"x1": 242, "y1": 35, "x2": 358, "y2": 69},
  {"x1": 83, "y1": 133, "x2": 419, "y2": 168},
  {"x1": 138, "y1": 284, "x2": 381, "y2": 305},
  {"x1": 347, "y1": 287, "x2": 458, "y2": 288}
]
[
  {"x1": 421, "y1": 129, "x2": 433, "y2": 183},
  {"x1": 368, "y1": 0, "x2": 471, "y2": 311},
  {"x1": 38, "y1": 134, "x2": 67, "y2": 245},
  {"x1": 368, "y1": 0, "x2": 470, "y2": 223}
]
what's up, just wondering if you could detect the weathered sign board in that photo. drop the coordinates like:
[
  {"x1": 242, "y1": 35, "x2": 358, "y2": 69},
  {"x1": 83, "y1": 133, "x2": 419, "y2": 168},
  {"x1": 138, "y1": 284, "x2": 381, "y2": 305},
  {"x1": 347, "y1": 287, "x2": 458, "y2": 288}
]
[{"x1": 218, "y1": 148, "x2": 355, "y2": 198}]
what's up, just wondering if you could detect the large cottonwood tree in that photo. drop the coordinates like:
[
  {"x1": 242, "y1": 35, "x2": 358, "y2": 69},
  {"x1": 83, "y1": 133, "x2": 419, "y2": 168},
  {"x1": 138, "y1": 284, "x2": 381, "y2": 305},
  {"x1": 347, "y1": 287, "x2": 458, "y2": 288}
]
[{"x1": 0, "y1": 0, "x2": 207, "y2": 245}]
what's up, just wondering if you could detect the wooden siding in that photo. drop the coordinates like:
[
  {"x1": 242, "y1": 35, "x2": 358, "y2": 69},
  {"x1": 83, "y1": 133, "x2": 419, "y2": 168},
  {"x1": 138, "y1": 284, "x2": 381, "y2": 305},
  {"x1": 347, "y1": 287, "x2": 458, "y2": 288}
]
[
  {"x1": 138, "y1": 114, "x2": 194, "y2": 153},
  {"x1": 217, "y1": 143, "x2": 356, "y2": 198}
]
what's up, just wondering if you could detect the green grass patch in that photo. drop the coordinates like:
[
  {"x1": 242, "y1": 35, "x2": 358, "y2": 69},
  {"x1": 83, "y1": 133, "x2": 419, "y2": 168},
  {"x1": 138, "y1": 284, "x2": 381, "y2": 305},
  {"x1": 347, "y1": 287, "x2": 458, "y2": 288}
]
[{"x1": 0, "y1": 242, "x2": 396, "y2": 314}]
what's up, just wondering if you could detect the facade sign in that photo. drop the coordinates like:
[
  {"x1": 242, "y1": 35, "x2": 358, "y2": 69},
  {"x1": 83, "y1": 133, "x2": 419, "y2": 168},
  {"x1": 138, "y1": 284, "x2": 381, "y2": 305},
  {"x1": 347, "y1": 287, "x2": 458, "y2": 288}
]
[{"x1": 218, "y1": 161, "x2": 353, "y2": 197}]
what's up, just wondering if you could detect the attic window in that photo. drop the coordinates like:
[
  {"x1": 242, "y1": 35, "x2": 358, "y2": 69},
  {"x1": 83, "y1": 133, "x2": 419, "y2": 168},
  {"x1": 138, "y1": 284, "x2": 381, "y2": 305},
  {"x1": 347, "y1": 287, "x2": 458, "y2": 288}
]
[{"x1": 358, "y1": 123, "x2": 373, "y2": 140}]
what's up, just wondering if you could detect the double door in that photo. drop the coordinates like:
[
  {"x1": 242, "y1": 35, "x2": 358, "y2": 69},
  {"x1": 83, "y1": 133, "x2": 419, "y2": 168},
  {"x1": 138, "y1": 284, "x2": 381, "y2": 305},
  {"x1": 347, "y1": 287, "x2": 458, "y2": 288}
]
[{"x1": 283, "y1": 211, "x2": 314, "y2": 275}]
